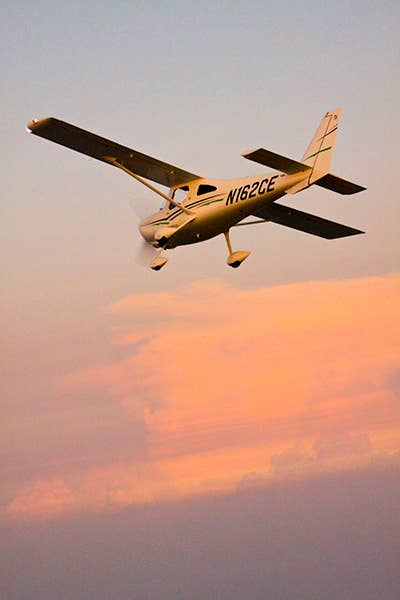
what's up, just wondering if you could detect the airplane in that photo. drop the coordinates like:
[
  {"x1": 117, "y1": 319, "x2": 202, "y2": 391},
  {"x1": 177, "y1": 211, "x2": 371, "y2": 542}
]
[{"x1": 27, "y1": 109, "x2": 366, "y2": 270}]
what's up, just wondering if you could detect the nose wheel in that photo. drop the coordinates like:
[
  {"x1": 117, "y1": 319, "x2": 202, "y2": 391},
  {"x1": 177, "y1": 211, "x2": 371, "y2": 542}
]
[
  {"x1": 150, "y1": 250, "x2": 168, "y2": 271},
  {"x1": 224, "y1": 231, "x2": 251, "y2": 268}
]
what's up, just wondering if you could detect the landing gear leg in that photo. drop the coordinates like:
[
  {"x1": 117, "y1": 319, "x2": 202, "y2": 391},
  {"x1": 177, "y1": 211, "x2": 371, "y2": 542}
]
[
  {"x1": 150, "y1": 249, "x2": 168, "y2": 271},
  {"x1": 224, "y1": 230, "x2": 251, "y2": 268}
]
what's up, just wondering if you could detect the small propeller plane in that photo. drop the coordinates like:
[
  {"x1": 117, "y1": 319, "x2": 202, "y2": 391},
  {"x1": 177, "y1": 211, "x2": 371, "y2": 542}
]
[{"x1": 27, "y1": 109, "x2": 366, "y2": 270}]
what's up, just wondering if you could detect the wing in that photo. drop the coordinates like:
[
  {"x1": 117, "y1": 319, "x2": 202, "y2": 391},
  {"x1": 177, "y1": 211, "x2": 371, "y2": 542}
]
[
  {"x1": 253, "y1": 203, "x2": 364, "y2": 239},
  {"x1": 27, "y1": 117, "x2": 201, "y2": 188}
]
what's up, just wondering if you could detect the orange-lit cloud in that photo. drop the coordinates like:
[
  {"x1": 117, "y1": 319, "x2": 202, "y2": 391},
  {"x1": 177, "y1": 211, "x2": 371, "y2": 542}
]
[
  {"x1": 6, "y1": 274, "x2": 400, "y2": 521},
  {"x1": 6, "y1": 478, "x2": 75, "y2": 521}
]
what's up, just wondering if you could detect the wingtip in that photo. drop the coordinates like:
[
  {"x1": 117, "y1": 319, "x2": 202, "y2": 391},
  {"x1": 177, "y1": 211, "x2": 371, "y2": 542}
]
[
  {"x1": 26, "y1": 117, "x2": 53, "y2": 133},
  {"x1": 26, "y1": 118, "x2": 38, "y2": 132},
  {"x1": 241, "y1": 148, "x2": 259, "y2": 158}
]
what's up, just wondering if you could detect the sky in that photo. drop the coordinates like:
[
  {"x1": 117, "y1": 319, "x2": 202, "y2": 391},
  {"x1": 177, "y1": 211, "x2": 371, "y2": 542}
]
[{"x1": 1, "y1": 1, "x2": 400, "y2": 598}]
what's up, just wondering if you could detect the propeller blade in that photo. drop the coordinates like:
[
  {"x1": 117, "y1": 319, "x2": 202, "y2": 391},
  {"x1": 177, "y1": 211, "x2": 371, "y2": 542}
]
[
  {"x1": 129, "y1": 196, "x2": 160, "y2": 221},
  {"x1": 135, "y1": 239, "x2": 158, "y2": 267}
]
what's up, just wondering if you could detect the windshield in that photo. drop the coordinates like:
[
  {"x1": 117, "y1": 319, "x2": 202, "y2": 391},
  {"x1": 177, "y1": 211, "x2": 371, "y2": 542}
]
[{"x1": 168, "y1": 186, "x2": 189, "y2": 210}]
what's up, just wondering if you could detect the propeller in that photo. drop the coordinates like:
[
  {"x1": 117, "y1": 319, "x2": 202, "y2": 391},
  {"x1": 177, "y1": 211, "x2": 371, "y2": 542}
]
[
  {"x1": 129, "y1": 196, "x2": 158, "y2": 221},
  {"x1": 129, "y1": 197, "x2": 160, "y2": 267},
  {"x1": 135, "y1": 238, "x2": 159, "y2": 266}
]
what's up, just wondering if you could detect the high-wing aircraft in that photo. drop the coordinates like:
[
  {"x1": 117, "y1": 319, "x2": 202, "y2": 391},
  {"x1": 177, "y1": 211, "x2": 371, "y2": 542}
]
[{"x1": 27, "y1": 109, "x2": 366, "y2": 270}]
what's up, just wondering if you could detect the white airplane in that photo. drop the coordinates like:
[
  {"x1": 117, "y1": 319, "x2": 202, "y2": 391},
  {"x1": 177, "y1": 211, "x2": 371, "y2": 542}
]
[{"x1": 27, "y1": 109, "x2": 365, "y2": 270}]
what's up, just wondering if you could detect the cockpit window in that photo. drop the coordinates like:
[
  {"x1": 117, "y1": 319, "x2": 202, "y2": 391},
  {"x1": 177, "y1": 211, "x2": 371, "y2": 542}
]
[
  {"x1": 197, "y1": 184, "x2": 217, "y2": 196},
  {"x1": 168, "y1": 186, "x2": 189, "y2": 209}
]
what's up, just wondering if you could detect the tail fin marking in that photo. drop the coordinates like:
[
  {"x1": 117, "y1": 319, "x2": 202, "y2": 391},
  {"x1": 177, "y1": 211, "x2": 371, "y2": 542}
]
[{"x1": 301, "y1": 109, "x2": 341, "y2": 185}]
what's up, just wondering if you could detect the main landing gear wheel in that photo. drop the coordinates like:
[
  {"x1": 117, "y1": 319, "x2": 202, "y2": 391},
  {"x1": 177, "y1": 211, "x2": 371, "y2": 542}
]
[
  {"x1": 227, "y1": 250, "x2": 251, "y2": 268},
  {"x1": 224, "y1": 231, "x2": 251, "y2": 268}
]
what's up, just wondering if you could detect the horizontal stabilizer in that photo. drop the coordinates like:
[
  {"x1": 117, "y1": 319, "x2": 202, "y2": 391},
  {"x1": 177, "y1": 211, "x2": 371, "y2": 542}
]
[
  {"x1": 242, "y1": 148, "x2": 311, "y2": 174},
  {"x1": 27, "y1": 117, "x2": 201, "y2": 188},
  {"x1": 315, "y1": 173, "x2": 366, "y2": 195},
  {"x1": 253, "y1": 203, "x2": 364, "y2": 239}
]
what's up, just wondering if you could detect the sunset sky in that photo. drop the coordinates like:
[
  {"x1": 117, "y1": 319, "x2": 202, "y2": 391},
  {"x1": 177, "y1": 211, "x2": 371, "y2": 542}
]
[{"x1": 2, "y1": 1, "x2": 399, "y2": 598}]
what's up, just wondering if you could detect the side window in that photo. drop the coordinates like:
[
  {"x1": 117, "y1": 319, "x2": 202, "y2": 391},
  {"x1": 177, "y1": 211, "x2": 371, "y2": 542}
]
[
  {"x1": 197, "y1": 184, "x2": 217, "y2": 196},
  {"x1": 169, "y1": 186, "x2": 188, "y2": 209}
]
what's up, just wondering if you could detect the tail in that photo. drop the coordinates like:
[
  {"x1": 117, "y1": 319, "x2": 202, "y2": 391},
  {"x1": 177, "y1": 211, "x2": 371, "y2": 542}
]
[
  {"x1": 301, "y1": 108, "x2": 340, "y2": 185},
  {"x1": 242, "y1": 108, "x2": 366, "y2": 195}
]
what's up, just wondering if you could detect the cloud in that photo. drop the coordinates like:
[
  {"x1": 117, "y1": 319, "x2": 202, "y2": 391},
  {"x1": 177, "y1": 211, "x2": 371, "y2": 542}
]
[
  {"x1": 269, "y1": 432, "x2": 374, "y2": 477},
  {"x1": 97, "y1": 274, "x2": 400, "y2": 459},
  {"x1": 313, "y1": 432, "x2": 372, "y2": 460},
  {"x1": 6, "y1": 478, "x2": 75, "y2": 521},
  {"x1": 269, "y1": 443, "x2": 314, "y2": 472},
  {"x1": 6, "y1": 274, "x2": 400, "y2": 521}
]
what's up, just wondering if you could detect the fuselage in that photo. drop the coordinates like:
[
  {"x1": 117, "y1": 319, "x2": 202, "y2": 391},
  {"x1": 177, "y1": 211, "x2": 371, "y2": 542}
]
[
  {"x1": 27, "y1": 109, "x2": 365, "y2": 271},
  {"x1": 139, "y1": 170, "x2": 307, "y2": 249}
]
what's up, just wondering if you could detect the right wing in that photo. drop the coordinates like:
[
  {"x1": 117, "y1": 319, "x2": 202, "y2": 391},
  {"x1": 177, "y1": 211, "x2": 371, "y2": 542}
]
[
  {"x1": 253, "y1": 203, "x2": 364, "y2": 239},
  {"x1": 27, "y1": 117, "x2": 201, "y2": 188}
]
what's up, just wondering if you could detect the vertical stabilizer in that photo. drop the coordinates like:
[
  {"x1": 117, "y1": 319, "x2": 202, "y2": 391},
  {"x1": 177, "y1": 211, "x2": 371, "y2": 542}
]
[{"x1": 301, "y1": 109, "x2": 341, "y2": 184}]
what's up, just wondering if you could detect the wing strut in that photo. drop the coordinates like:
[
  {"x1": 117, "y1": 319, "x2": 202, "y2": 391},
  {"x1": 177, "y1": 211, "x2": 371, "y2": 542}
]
[
  {"x1": 103, "y1": 157, "x2": 193, "y2": 215},
  {"x1": 233, "y1": 219, "x2": 269, "y2": 227}
]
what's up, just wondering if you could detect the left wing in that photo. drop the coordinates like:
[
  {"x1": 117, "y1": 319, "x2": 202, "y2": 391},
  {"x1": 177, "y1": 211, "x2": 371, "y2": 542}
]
[
  {"x1": 253, "y1": 203, "x2": 364, "y2": 239},
  {"x1": 27, "y1": 117, "x2": 201, "y2": 188}
]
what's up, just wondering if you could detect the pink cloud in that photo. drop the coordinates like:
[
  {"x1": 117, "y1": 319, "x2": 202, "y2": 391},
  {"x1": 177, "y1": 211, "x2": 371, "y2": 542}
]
[
  {"x1": 7, "y1": 274, "x2": 400, "y2": 521},
  {"x1": 6, "y1": 478, "x2": 75, "y2": 521},
  {"x1": 99, "y1": 275, "x2": 400, "y2": 458}
]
